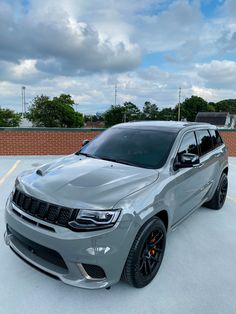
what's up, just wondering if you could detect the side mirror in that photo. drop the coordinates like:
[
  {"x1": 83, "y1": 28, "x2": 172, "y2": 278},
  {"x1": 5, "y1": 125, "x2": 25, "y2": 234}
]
[
  {"x1": 82, "y1": 139, "x2": 90, "y2": 147},
  {"x1": 174, "y1": 153, "x2": 200, "y2": 170}
]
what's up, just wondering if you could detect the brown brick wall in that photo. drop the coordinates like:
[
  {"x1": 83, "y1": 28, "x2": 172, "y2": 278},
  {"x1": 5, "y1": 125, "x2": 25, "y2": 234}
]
[
  {"x1": 0, "y1": 128, "x2": 103, "y2": 155},
  {"x1": 220, "y1": 131, "x2": 236, "y2": 156},
  {"x1": 0, "y1": 128, "x2": 235, "y2": 156}
]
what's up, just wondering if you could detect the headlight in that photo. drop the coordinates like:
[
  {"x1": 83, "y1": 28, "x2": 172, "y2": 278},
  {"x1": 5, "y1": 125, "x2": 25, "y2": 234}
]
[{"x1": 68, "y1": 209, "x2": 121, "y2": 231}]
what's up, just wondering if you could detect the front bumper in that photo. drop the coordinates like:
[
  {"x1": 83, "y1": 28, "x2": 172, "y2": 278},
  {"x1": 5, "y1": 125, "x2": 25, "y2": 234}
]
[{"x1": 4, "y1": 197, "x2": 138, "y2": 289}]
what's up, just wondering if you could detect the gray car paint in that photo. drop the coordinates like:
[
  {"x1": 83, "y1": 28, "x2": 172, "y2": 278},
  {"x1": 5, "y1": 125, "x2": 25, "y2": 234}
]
[
  {"x1": 18, "y1": 155, "x2": 159, "y2": 210},
  {"x1": 4, "y1": 121, "x2": 228, "y2": 289}
]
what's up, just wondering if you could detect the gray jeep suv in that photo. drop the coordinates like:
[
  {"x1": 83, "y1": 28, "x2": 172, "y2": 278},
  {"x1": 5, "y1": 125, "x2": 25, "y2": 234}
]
[{"x1": 4, "y1": 121, "x2": 228, "y2": 289}]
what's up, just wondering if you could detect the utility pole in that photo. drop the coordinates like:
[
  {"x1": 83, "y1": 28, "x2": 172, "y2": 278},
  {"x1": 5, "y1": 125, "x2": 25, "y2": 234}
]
[
  {"x1": 114, "y1": 84, "x2": 117, "y2": 106},
  {"x1": 178, "y1": 87, "x2": 181, "y2": 121},
  {"x1": 21, "y1": 86, "x2": 26, "y2": 116}
]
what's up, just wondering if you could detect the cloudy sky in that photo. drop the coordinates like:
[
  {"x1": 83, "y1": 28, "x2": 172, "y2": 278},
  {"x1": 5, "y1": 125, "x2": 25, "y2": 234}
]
[{"x1": 0, "y1": 0, "x2": 236, "y2": 114}]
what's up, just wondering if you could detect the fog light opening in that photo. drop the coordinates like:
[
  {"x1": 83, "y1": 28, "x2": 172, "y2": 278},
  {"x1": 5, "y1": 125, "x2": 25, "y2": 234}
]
[{"x1": 77, "y1": 263, "x2": 106, "y2": 281}]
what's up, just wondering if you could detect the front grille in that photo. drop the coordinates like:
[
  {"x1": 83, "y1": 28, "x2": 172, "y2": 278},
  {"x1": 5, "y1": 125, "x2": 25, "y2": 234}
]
[
  {"x1": 8, "y1": 225, "x2": 67, "y2": 270},
  {"x1": 13, "y1": 189, "x2": 77, "y2": 228}
]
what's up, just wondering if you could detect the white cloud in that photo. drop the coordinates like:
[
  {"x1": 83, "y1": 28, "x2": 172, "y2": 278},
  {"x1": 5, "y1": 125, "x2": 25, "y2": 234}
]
[
  {"x1": 196, "y1": 60, "x2": 236, "y2": 89},
  {"x1": 0, "y1": 59, "x2": 45, "y2": 84},
  {"x1": 12, "y1": 60, "x2": 37, "y2": 76},
  {"x1": 191, "y1": 85, "x2": 236, "y2": 104},
  {"x1": 222, "y1": 0, "x2": 236, "y2": 18},
  {"x1": 137, "y1": 66, "x2": 191, "y2": 90},
  {"x1": 191, "y1": 86, "x2": 216, "y2": 101},
  {"x1": 0, "y1": 0, "x2": 236, "y2": 114},
  {"x1": 0, "y1": 0, "x2": 141, "y2": 75},
  {"x1": 134, "y1": 0, "x2": 204, "y2": 52},
  {"x1": 1, "y1": 61, "x2": 236, "y2": 115}
]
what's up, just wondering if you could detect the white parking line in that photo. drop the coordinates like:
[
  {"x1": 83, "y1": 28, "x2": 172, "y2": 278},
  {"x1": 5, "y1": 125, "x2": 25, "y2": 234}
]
[
  {"x1": 227, "y1": 195, "x2": 236, "y2": 203},
  {"x1": 0, "y1": 160, "x2": 21, "y2": 186}
]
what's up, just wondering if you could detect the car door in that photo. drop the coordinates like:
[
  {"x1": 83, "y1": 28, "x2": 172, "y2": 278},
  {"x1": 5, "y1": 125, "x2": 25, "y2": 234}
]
[
  {"x1": 172, "y1": 130, "x2": 212, "y2": 224},
  {"x1": 208, "y1": 129, "x2": 225, "y2": 178},
  {"x1": 195, "y1": 129, "x2": 219, "y2": 198}
]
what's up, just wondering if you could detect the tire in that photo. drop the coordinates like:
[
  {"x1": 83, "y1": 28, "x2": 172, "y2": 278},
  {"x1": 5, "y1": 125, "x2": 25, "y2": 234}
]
[
  {"x1": 122, "y1": 217, "x2": 166, "y2": 288},
  {"x1": 204, "y1": 173, "x2": 228, "y2": 210}
]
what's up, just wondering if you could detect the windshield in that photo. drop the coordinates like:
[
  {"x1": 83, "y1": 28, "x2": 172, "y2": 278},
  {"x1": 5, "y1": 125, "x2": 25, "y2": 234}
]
[{"x1": 79, "y1": 127, "x2": 177, "y2": 169}]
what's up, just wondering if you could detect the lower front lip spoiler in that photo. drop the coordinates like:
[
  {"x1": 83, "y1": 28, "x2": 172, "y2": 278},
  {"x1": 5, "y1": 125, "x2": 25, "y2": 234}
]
[
  {"x1": 4, "y1": 231, "x2": 11, "y2": 246},
  {"x1": 3, "y1": 231, "x2": 109, "y2": 289}
]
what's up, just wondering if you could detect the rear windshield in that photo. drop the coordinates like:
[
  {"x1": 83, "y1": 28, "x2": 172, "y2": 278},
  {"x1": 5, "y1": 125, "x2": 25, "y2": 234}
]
[{"x1": 79, "y1": 127, "x2": 177, "y2": 169}]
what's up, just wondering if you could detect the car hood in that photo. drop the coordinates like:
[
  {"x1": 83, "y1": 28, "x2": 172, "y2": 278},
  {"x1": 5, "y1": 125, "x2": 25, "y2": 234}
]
[{"x1": 19, "y1": 154, "x2": 158, "y2": 210}]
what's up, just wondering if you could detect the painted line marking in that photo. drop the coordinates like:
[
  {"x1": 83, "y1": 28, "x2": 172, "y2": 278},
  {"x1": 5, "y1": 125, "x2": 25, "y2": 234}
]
[
  {"x1": 0, "y1": 160, "x2": 21, "y2": 186},
  {"x1": 227, "y1": 195, "x2": 236, "y2": 203}
]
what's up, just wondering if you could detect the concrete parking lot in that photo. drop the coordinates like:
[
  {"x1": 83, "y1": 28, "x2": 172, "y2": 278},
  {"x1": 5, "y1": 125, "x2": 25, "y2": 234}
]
[{"x1": 0, "y1": 156, "x2": 236, "y2": 314}]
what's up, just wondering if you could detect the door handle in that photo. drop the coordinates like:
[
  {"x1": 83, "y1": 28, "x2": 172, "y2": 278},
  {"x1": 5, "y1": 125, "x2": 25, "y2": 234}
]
[{"x1": 215, "y1": 153, "x2": 221, "y2": 158}]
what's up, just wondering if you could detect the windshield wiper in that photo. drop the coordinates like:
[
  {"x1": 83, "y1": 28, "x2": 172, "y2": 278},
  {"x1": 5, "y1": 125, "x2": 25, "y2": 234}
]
[
  {"x1": 76, "y1": 153, "x2": 147, "y2": 168},
  {"x1": 75, "y1": 152, "x2": 97, "y2": 159},
  {"x1": 98, "y1": 156, "x2": 137, "y2": 167}
]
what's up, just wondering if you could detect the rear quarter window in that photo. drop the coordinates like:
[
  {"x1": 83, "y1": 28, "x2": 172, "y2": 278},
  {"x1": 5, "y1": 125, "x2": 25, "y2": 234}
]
[
  {"x1": 209, "y1": 129, "x2": 223, "y2": 148},
  {"x1": 196, "y1": 130, "x2": 213, "y2": 156}
]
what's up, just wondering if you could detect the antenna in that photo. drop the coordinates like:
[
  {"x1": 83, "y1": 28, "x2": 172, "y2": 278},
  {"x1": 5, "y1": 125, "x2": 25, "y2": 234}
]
[{"x1": 178, "y1": 87, "x2": 181, "y2": 121}]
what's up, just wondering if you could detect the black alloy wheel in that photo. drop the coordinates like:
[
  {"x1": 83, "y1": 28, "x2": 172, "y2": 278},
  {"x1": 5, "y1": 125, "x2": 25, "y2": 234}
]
[
  {"x1": 218, "y1": 174, "x2": 228, "y2": 207},
  {"x1": 122, "y1": 217, "x2": 166, "y2": 288},
  {"x1": 204, "y1": 172, "x2": 228, "y2": 210},
  {"x1": 139, "y1": 230, "x2": 164, "y2": 277}
]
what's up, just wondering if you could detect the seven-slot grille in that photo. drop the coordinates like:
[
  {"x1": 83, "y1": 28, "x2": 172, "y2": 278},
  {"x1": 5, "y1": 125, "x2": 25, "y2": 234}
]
[{"x1": 12, "y1": 189, "x2": 77, "y2": 227}]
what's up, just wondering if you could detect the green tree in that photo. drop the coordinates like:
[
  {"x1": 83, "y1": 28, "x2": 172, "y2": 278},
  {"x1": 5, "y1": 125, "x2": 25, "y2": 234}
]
[
  {"x1": 104, "y1": 105, "x2": 124, "y2": 127},
  {"x1": 214, "y1": 99, "x2": 236, "y2": 112},
  {"x1": 104, "y1": 102, "x2": 142, "y2": 127},
  {"x1": 179, "y1": 96, "x2": 213, "y2": 121},
  {"x1": 143, "y1": 101, "x2": 159, "y2": 120},
  {"x1": 123, "y1": 102, "x2": 141, "y2": 122},
  {"x1": 207, "y1": 102, "x2": 216, "y2": 112},
  {"x1": 0, "y1": 107, "x2": 21, "y2": 127},
  {"x1": 158, "y1": 107, "x2": 177, "y2": 121},
  {"x1": 27, "y1": 94, "x2": 84, "y2": 127},
  {"x1": 53, "y1": 94, "x2": 75, "y2": 106}
]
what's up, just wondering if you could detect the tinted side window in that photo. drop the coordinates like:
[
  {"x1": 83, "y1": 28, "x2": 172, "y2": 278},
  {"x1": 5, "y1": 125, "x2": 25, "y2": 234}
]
[
  {"x1": 196, "y1": 130, "x2": 213, "y2": 156},
  {"x1": 209, "y1": 129, "x2": 223, "y2": 148},
  {"x1": 177, "y1": 132, "x2": 198, "y2": 157}
]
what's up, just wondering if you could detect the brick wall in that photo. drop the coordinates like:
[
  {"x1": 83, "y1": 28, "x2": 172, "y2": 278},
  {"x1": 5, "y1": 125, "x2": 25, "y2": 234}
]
[
  {"x1": 0, "y1": 128, "x2": 235, "y2": 156},
  {"x1": 0, "y1": 128, "x2": 104, "y2": 155},
  {"x1": 220, "y1": 131, "x2": 236, "y2": 156}
]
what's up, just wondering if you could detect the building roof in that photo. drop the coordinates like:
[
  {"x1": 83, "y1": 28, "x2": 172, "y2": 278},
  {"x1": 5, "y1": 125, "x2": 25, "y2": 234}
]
[{"x1": 195, "y1": 112, "x2": 229, "y2": 126}]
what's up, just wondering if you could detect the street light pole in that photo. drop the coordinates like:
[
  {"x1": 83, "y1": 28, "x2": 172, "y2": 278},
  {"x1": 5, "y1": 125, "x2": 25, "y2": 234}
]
[
  {"x1": 178, "y1": 87, "x2": 181, "y2": 121},
  {"x1": 114, "y1": 84, "x2": 117, "y2": 106},
  {"x1": 21, "y1": 86, "x2": 26, "y2": 116}
]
